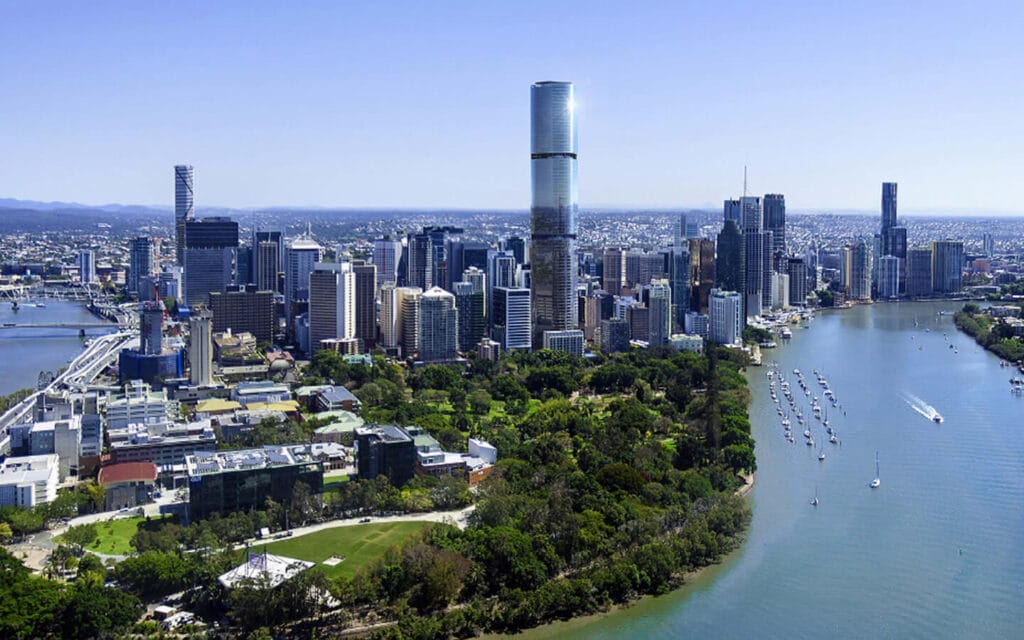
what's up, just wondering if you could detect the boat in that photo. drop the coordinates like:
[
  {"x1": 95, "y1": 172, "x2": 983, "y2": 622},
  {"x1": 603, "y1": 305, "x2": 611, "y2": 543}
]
[
  {"x1": 818, "y1": 447, "x2": 826, "y2": 461},
  {"x1": 829, "y1": 432, "x2": 838, "y2": 444},
  {"x1": 781, "y1": 327, "x2": 793, "y2": 339},
  {"x1": 932, "y1": 414, "x2": 943, "y2": 423},
  {"x1": 806, "y1": 436, "x2": 815, "y2": 447},
  {"x1": 870, "y1": 452, "x2": 881, "y2": 488},
  {"x1": 810, "y1": 487, "x2": 819, "y2": 506}
]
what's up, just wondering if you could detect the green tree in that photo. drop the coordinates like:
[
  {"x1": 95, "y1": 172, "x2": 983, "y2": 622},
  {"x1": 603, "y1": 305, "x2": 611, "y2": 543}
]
[
  {"x1": 60, "y1": 585, "x2": 142, "y2": 639},
  {"x1": 61, "y1": 523, "x2": 98, "y2": 553},
  {"x1": 0, "y1": 522, "x2": 12, "y2": 543}
]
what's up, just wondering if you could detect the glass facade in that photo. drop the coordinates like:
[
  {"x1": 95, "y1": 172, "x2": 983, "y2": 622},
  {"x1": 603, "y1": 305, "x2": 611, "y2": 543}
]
[
  {"x1": 530, "y1": 81, "x2": 578, "y2": 346},
  {"x1": 175, "y1": 165, "x2": 194, "y2": 266}
]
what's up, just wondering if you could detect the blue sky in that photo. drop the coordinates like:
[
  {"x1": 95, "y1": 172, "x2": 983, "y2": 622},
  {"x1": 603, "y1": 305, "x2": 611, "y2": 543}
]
[{"x1": 1, "y1": 1, "x2": 1021, "y2": 213}]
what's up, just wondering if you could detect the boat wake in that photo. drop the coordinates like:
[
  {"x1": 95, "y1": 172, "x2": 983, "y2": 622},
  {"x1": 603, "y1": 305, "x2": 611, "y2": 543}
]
[{"x1": 904, "y1": 392, "x2": 941, "y2": 422}]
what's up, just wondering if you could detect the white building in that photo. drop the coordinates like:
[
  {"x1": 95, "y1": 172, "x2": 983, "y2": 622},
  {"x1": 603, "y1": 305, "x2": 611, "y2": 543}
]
[
  {"x1": 709, "y1": 289, "x2": 743, "y2": 345},
  {"x1": 493, "y1": 287, "x2": 531, "y2": 351},
  {"x1": 285, "y1": 234, "x2": 324, "y2": 314},
  {"x1": 372, "y1": 237, "x2": 402, "y2": 292},
  {"x1": 542, "y1": 330, "x2": 584, "y2": 357},
  {"x1": 771, "y1": 272, "x2": 791, "y2": 310},
  {"x1": 670, "y1": 334, "x2": 704, "y2": 353},
  {"x1": 0, "y1": 454, "x2": 60, "y2": 507},
  {"x1": 189, "y1": 309, "x2": 213, "y2": 386},
  {"x1": 647, "y1": 278, "x2": 672, "y2": 345},
  {"x1": 106, "y1": 381, "x2": 177, "y2": 430},
  {"x1": 684, "y1": 311, "x2": 709, "y2": 339},
  {"x1": 419, "y1": 287, "x2": 458, "y2": 362},
  {"x1": 878, "y1": 255, "x2": 901, "y2": 300}
]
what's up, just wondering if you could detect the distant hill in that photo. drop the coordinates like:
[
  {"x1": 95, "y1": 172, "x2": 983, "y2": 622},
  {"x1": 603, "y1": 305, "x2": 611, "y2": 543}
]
[{"x1": 0, "y1": 198, "x2": 169, "y2": 216}]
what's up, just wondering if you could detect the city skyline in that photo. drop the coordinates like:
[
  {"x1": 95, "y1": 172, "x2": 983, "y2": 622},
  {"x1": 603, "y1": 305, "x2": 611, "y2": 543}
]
[{"x1": 2, "y1": 3, "x2": 1022, "y2": 215}]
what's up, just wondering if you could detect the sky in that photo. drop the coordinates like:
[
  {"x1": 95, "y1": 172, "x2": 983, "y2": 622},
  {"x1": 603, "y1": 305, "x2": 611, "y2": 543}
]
[{"x1": 1, "y1": 1, "x2": 1022, "y2": 214}]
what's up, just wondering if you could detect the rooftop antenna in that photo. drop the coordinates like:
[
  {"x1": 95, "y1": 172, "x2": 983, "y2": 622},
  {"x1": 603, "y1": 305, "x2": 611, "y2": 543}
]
[{"x1": 743, "y1": 165, "x2": 748, "y2": 198}]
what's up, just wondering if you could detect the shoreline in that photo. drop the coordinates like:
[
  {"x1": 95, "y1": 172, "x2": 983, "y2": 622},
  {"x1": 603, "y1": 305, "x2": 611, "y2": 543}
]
[{"x1": 487, "y1": 472, "x2": 757, "y2": 639}]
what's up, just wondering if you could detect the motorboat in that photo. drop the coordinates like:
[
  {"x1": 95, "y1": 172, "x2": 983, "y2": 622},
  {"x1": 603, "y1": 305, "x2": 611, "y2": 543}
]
[
  {"x1": 932, "y1": 414, "x2": 943, "y2": 423},
  {"x1": 870, "y1": 452, "x2": 881, "y2": 488}
]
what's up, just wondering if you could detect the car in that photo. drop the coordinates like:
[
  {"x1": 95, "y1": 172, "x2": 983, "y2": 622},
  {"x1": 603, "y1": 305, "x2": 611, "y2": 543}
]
[{"x1": 359, "y1": 517, "x2": 371, "y2": 523}]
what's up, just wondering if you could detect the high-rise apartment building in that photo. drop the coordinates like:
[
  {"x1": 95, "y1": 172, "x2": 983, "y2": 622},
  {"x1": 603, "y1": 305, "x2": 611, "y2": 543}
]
[
  {"x1": 709, "y1": 289, "x2": 743, "y2": 345},
  {"x1": 931, "y1": 240, "x2": 964, "y2": 294},
  {"x1": 77, "y1": 250, "x2": 95, "y2": 284},
  {"x1": 396, "y1": 287, "x2": 423, "y2": 358},
  {"x1": 419, "y1": 287, "x2": 458, "y2": 362},
  {"x1": 530, "y1": 81, "x2": 578, "y2": 346},
  {"x1": 189, "y1": 309, "x2": 213, "y2": 386},
  {"x1": 906, "y1": 247, "x2": 933, "y2": 297},
  {"x1": 129, "y1": 237, "x2": 155, "y2": 297},
  {"x1": 174, "y1": 165, "x2": 194, "y2": 266},
  {"x1": 308, "y1": 262, "x2": 355, "y2": 354},
  {"x1": 843, "y1": 241, "x2": 873, "y2": 301},
  {"x1": 379, "y1": 282, "x2": 398, "y2": 348},
  {"x1": 603, "y1": 247, "x2": 626, "y2": 295},
  {"x1": 668, "y1": 245, "x2": 691, "y2": 331},
  {"x1": 646, "y1": 278, "x2": 672, "y2": 346},
  {"x1": 878, "y1": 256, "x2": 901, "y2": 300},
  {"x1": 184, "y1": 217, "x2": 238, "y2": 306},
  {"x1": 741, "y1": 196, "x2": 764, "y2": 318},
  {"x1": 764, "y1": 194, "x2": 786, "y2": 256},
  {"x1": 352, "y1": 261, "x2": 377, "y2": 348},
  {"x1": 786, "y1": 257, "x2": 808, "y2": 306},
  {"x1": 406, "y1": 231, "x2": 433, "y2": 291}
]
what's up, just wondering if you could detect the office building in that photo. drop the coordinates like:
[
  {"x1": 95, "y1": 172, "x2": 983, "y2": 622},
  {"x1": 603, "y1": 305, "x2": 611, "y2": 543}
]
[
  {"x1": 129, "y1": 236, "x2": 155, "y2": 296},
  {"x1": 627, "y1": 304, "x2": 650, "y2": 342},
  {"x1": 209, "y1": 286, "x2": 275, "y2": 344},
  {"x1": 454, "y1": 281, "x2": 485, "y2": 352},
  {"x1": 487, "y1": 251, "x2": 517, "y2": 324},
  {"x1": 184, "y1": 217, "x2": 238, "y2": 306},
  {"x1": 373, "y1": 236, "x2": 402, "y2": 292},
  {"x1": 174, "y1": 164, "x2": 194, "y2": 265},
  {"x1": 309, "y1": 262, "x2": 355, "y2": 354},
  {"x1": 352, "y1": 261, "x2": 377, "y2": 348},
  {"x1": 680, "y1": 213, "x2": 700, "y2": 241},
  {"x1": 0, "y1": 454, "x2": 60, "y2": 507},
  {"x1": 599, "y1": 317, "x2": 630, "y2": 353},
  {"x1": 419, "y1": 287, "x2": 458, "y2": 362},
  {"x1": 646, "y1": 278, "x2": 672, "y2": 346},
  {"x1": 285, "y1": 233, "x2": 323, "y2": 317},
  {"x1": 406, "y1": 231, "x2": 433, "y2": 290},
  {"x1": 542, "y1": 330, "x2": 584, "y2": 356},
  {"x1": 396, "y1": 286, "x2": 423, "y2": 358},
  {"x1": 77, "y1": 250, "x2": 95, "y2": 284},
  {"x1": 603, "y1": 247, "x2": 627, "y2": 295},
  {"x1": 186, "y1": 446, "x2": 324, "y2": 521},
  {"x1": 878, "y1": 255, "x2": 901, "y2": 299},
  {"x1": 626, "y1": 251, "x2": 666, "y2": 289},
  {"x1": 764, "y1": 194, "x2": 786, "y2": 256},
  {"x1": 931, "y1": 240, "x2": 964, "y2": 294},
  {"x1": 530, "y1": 80, "x2": 578, "y2": 346},
  {"x1": 158, "y1": 266, "x2": 184, "y2": 301},
  {"x1": 492, "y1": 286, "x2": 531, "y2": 351},
  {"x1": 906, "y1": 247, "x2": 933, "y2": 297},
  {"x1": 255, "y1": 238, "x2": 281, "y2": 293},
  {"x1": 724, "y1": 199, "x2": 742, "y2": 225},
  {"x1": 716, "y1": 220, "x2": 744, "y2": 295},
  {"x1": 189, "y1": 308, "x2": 213, "y2": 386},
  {"x1": 689, "y1": 238, "x2": 715, "y2": 314},
  {"x1": 983, "y1": 232, "x2": 994, "y2": 257},
  {"x1": 504, "y1": 236, "x2": 527, "y2": 265},
  {"x1": 787, "y1": 257, "x2": 809, "y2": 306},
  {"x1": 8, "y1": 417, "x2": 81, "y2": 481},
  {"x1": 740, "y1": 196, "x2": 764, "y2": 317},
  {"x1": 881, "y1": 182, "x2": 898, "y2": 238},
  {"x1": 709, "y1": 289, "x2": 743, "y2": 345},
  {"x1": 770, "y1": 272, "x2": 790, "y2": 310},
  {"x1": 107, "y1": 381, "x2": 177, "y2": 429},
  {"x1": 355, "y1": 425, "x2": 416, "y2": 487},
  {"x1": 139, "y1": 301, "x2": 164, "y2": 356}
]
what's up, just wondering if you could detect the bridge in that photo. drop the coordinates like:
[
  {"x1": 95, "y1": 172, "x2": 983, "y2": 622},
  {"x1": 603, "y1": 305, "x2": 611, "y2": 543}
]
[{"x1": 0, "y1": 322, "x2": 118, "y2": 329}]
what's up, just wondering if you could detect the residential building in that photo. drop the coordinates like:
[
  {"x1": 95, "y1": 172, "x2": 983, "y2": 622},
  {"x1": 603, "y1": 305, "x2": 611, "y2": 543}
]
[
  {"x1": 106, "y1": 381, "x2": 177, "y2": 429},
  {"x1": 709, "y1": 289, "x2": 743, "y2": 345},
  {"x1": 542, "y1": 329, "x2": 584, "y2": 356},
  {"x1": 209, "y1": 286, "x2": 275, "y2": 344},
  {"x1": 77, "y1": 250, "x2": 96, "y2": 284},
  {"x1": 396, "y1": 286, "x2": 423, "y2": 358},
  {"x1": 419, "y1": 286, "x2": 458, "y2": 362},
  {"x1": 684, "y1": 311, "x2": 709, "y2": 339},
  {"x1": 353, "y1": 261, "x2": 377, "y2": 348},
  {"x1": 764, "y1": 193, "x2": 786, "y2": 256},
  {"x1": 454, "y1": 281, "x2": 485, "y2": 352},
  {"x1": 646, "y1": 278, "x2": 672, "y2": 346},
  {"x1": 931, "y1": 240, "x2": 964, "y2": 294},
  {"x1": 907, "y1": 247, "x2": 934, "y2": 297},
  {"x1": 530, "y1": 80, "x2": 579, "y2": 346},
  {"x1": 189, "y1": 308, "x2": 213, "y2": 386},
  {"x1": 879, "y1": 255, "x2": 902, "y2": 299},
  {"x1": 787, "y1": 257, "x2": 808, "y2": 306},
  {"x1": 129, "y1": 236, "x2": 155, "y2": 296},
  {"x1": 378, "y1": 282, "x2": 398, "y2": 348},
  {"x1": 309, "y1": 262, "x2": 355, "y2": 354}
]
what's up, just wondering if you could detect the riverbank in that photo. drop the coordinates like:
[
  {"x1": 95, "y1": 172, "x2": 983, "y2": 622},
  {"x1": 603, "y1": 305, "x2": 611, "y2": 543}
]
[{"x1": 953, "y1": 306, "x2": 1024, "y2": 366}]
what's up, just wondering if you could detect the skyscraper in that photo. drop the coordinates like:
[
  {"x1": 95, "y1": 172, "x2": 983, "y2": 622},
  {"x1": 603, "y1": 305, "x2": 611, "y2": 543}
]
[
  {"x1": 723, "y1": 199, "x2": 742, "y2": 225},
  {"x1": 982, "y1": 232, "x2": 994, "y2": 258},
  {"x1": 352, "y1": 261, "x2": 377, "y2": 348},
  {"x1": 396, "y1": 287, "x2": 423, "y2": 358},
  {"x1": 931, "y1": 240, "x2": 964, "y2": 294},
  {"x1": 843, "y1": 241, "x2": 873, "y2": 301},
  {"x1": 716, "y1": 220, "x2": 744, "y2": 294},
  {"x1": 77, "y1": 250, "x2": 95, "y2": 284},
  {"x1": 209, "y1": 287, "x2": 275, "y2": 344},
  {"x1": 189, "y1": 309, "x2": 213, "y2": 386},
  {"x1": 689, "y1": 238, "x2": 715, "y2": 315},
  {"x1": 878, "y1": 256, "x2": 901, "y2": 299},
  {"x1": 668, "y1": 245, "x2": 691, "y2": 331},
  {"x1": 709, "y1": 289, "x2": 743, "y2": 345},
  {"x1": 454, "y1": 281, "x2": 485, "y2": 353},
  {"x1": 379, "y1": 282, "x2": 399, "y2": 348},
  {"x1": 764, "y1": 194, "x2": 786, "y2": 256},
  {"x1": 906, "y1": 247, "x2": 933, "y2": 297},
  {"x1": 308, "y1": 262, "x2": 355, "y2": 354},
  {"x1": 129, "y1": 237, "x2": 154, "y2": 297},
  {"x1": 139, "y1": 301, "x2": 164, "y2": 355},
  {"x1": 184, "y1": 217, "x2": 238, "y2": 306},
  {"x1": 786, "y1": 257, "x2": 808, "y2": 306},
  {"x1": 530, "y1": 81, "x2": 578, "y2": 347},
  {"x1": 373, "y1": 236, "x2": 402, "y2": 292},
  {"x1": 254, "y1": 230, "x2": 283, "y2": 293},
  {"x1": 646, "y1": 278, "x2": 672, "y2": 346},
  {"x1": 285, "y1": 233, "x2": 323, "y2": 321},
  {"x1": 174, "y1": 165, "x2": 194, "y2": 266},
  {"x1": 881, "y1": 182, "x2": 898, "y2": 235},
  {"x1": 602, "y1": 247, "x2": 626, "y2": 295},
  {"x1": 492, "y1": 286, "x2": 531, "y2": 351},
  {"x1": 741, "y1": 196, "x2": 764, "y2": 318},
  {"x1": 419, "y1": 287, "x2": 458, "y2": 362}
]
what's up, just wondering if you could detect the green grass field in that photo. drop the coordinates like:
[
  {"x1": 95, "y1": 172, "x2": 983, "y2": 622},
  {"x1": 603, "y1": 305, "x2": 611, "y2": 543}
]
[
  {"x1": 246, "y1": 521, "x2": 430, "y2": 578},
  {"x1": 62, "y1": 516, "x2": 166, "y2": 556}
]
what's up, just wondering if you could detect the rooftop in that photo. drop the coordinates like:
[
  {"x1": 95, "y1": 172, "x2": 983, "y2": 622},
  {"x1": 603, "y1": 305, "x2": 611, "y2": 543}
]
[
  {"x1": 98, "y1": 462, "x2": 158, "y2": 485},
  {"x1": 218, "y1": 552, "x2": 314, "y2": 589},
  {"x1": 185, "y1": 444, "x2": 324, "y2": 477}
]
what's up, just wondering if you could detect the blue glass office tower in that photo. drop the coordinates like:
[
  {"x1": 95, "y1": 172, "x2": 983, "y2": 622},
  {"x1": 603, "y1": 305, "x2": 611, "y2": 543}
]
[{"x1": 530, "y1": 81, "x2": 578, "y2": 347}]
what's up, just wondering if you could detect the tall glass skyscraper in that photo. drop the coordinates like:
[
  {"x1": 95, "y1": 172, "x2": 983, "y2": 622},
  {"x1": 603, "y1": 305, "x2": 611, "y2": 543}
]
[
  {"x1": 175, "y1": 165, "x2": 194, "y2": 266},
  {"x1": 881, "y1": 182, "x2": 898, "y2": 234},
  {"x1": 530, "y1": 81, "x2": 578, "y2": 347},
  {"x1": 764, "y1": 193, "x2": 786, "y2": 256}
]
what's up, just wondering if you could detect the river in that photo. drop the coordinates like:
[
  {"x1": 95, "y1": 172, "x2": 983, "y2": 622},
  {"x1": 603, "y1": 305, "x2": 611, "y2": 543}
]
[
  {"x1": 514, "y1": 300, "x2": 1024, "y2": 639},
  {"x1": 0, "y1": 299, "x2": 117, "y2": 396}
]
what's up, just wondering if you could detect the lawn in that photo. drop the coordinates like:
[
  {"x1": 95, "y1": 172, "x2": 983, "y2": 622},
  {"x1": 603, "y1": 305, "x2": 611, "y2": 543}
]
[
  {"x1": 246, "y1": 521, "x2": 430, "y2": 578},
  {"x1": 63, "y1": 515, "x2": 167, "y2": 556}
]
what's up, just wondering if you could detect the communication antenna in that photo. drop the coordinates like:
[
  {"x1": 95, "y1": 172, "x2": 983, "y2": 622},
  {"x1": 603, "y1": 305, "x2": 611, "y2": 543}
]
[{"x1": 743, "y1": 165, "x2": 748, "y2": 198}]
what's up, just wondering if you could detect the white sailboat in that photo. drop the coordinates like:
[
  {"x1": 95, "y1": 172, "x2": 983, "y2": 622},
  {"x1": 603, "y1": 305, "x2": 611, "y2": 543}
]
[
  {"x1": 870, "y1": 452, "x2": 881, "y2": 488},
  {"x1": 810, "y1": 486, "x2": 819, "y2": 507}
]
